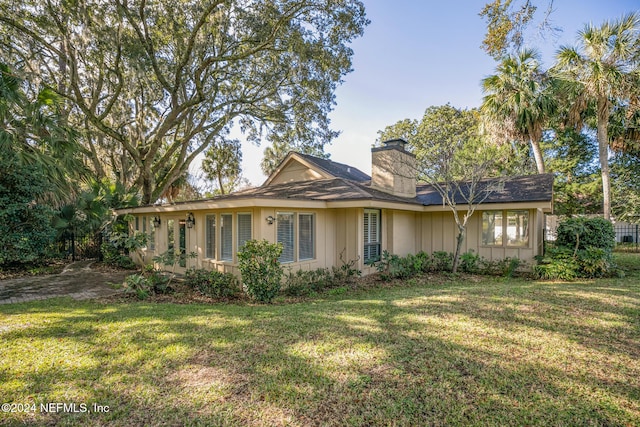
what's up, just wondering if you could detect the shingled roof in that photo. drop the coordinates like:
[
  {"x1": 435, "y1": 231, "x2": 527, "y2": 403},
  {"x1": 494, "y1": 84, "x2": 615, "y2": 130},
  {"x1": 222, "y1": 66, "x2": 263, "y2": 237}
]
[
  {"x1": 295, "y1": 153, "x2": 371, "y2": 182},
  {"x1": 182, "y1": 173, "x2": 553, "y2": 207},
  {"x1": 416, "y1": 174, "x2": 555, "y2": 206}
]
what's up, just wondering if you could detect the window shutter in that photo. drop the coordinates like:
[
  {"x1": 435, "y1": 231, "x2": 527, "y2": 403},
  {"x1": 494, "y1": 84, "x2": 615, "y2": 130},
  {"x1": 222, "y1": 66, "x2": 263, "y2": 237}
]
[
  {"x1": 206, "y1": 215, "x2": 216, "y2": 259},
  {"x1": 277, "y1": 213, "x2": 294, "y2": 263},
  {"x1": 298, "y1": 214, "x2": 315, "y2": 260},
  {"x1": 237, "y1": 213, "x2": 252, "y2": 250},
  {"x1": 220, "y1": 214, "x2": 233, "y2": 261},
  {"x1": 364, "y1": 209, "x2": 381, "y2": 263}
]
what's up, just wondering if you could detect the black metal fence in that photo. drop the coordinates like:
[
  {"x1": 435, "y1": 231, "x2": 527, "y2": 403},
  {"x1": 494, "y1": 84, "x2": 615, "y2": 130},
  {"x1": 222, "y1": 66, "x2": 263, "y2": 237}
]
[
  {"x1": 58, "y1": 231, "x2": 104, "y2": 261},
  {"x1": 615, "y1": 223, "x2": 640, "y2": 253}
]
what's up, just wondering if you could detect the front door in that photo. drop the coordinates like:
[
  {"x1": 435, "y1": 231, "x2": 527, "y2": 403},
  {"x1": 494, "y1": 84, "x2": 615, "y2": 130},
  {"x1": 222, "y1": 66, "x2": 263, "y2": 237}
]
[{"x1": 166, "y1": 217, "x2": 188, "y2": 274}]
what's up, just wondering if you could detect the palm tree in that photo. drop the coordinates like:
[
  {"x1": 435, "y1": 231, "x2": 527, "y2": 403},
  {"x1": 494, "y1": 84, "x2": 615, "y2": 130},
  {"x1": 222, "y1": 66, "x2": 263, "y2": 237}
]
[
  {"x1": 554, "y1": 12, "x2": 640, "y2": 220},
  {"x1": 482, "y1": 48, "x2": 555, "y2": 174}
]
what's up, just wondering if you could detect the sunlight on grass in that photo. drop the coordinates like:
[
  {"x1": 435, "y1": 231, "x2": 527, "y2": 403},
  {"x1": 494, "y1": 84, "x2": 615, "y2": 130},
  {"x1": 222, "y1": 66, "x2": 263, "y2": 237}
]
[{"x1": 1, "y1": 255, "x2": 639, "y2": 426}]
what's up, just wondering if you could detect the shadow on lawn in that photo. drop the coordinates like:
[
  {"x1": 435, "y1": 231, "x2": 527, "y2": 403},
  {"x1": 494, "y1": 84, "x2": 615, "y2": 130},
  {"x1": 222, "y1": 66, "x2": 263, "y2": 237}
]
[{"x1": 0, "y1": 277, "x2": 639, "y2": 426}]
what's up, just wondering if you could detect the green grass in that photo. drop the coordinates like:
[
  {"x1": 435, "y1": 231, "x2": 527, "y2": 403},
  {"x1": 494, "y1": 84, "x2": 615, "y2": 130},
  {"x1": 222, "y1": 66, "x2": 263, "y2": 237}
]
[{"x1": 1, "y1": 255, "x2": 639, "y2": 426}]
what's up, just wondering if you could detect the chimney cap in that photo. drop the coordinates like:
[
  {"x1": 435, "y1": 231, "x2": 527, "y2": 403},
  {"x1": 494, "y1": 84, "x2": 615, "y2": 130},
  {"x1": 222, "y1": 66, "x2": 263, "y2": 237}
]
[
  {"x1": 372, "y1": 138, "x2": 413, "y2": 155},
  {"x1": 382, "y1": 138, "x2": 408, "y2": 148}
]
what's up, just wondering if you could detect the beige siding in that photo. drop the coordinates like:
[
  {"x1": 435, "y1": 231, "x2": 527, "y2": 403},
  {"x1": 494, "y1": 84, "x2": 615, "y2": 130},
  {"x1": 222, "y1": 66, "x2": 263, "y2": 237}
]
[
  {"x1": 268, "y1": 160, "x2": 325, "y2": 185},
  {"x1": 132, "y1": 206, "x2": 545, "y2": 278}
]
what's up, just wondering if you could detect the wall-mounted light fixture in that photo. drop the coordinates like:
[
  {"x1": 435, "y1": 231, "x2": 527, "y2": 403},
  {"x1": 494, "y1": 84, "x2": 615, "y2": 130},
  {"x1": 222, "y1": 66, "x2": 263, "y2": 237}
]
[
  {"x1": 186, "y1": 212, "x2": 195, "y2": 228},
  {"x1": 152, "y1": 216, "x2": 161, "y2": 227},
  {"x1": 266, "y1": 215, "x2": 275, "y2": 225}
]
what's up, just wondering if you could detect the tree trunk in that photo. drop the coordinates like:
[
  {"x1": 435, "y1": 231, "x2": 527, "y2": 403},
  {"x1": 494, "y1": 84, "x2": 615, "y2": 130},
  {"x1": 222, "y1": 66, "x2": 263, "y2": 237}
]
[
  {"x1": 597, "y1": 96, "x2": 611, "y2": 221},
  {"x1": 451, "y1": 225, "x2": 466, "y2": 274},
  {"x1": 530, "y1": 138, "x2": 545, "y2": 174}
]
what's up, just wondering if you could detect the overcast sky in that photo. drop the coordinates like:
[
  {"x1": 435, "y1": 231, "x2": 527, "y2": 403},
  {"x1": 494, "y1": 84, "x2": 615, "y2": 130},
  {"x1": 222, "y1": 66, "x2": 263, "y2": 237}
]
[{"x1": 210, "y1": 0, "x2": 640, "y2": 186}]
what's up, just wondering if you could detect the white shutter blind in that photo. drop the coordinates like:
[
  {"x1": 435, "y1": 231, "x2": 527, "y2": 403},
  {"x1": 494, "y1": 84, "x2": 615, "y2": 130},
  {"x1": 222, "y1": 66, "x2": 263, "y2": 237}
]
[
  {"x1": 220, "y1": 214, "x2": 233, "y2": 261},
  {"x1": 277, "y1": 213, "x2": 294, "y2": 263},
  {"x1": 364, "y1": 209, "x2": 381, "y2": 263},
  {"x1": 298, "y1": 214, "x2": 314, "y2": 260},
  {"x1": 205, "y1": 214, "x2": 216, "y2": 259},
  {"x1": 237, "y1": 213, "x2": 252, "y2": 250}
]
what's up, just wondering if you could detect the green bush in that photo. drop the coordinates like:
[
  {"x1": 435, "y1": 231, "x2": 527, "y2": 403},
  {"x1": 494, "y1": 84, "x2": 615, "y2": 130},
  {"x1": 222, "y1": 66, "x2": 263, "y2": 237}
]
[
  {"x1": 460, "y1": 250, "x2": 480, "y2": 274},
  {"x1": 238, "y1": 239, "x2": 283, "y2": 303},
  {"x1": 556, "y1": 217, "x2": 615, "y2": 253},
  {"x1": 185, "y1": 268, "x2": 240, "y2": 299},
  {"x1": 101, "y1": 231, "x2": 146, "y2": 269},
  {"x1": 480, "y1": 257, "x2": 522, "y2": 277},
  {"x1": 432, "y1": 251, "x2": 454, "y2": 272},
  {"x1": 282, "y1": 268, "x2": 335, "y2": 296},
  {"x1": 537, "y1": 217, "x2": 616, "y2": 280},
  {"x1": 0, "y1": 153, "x2": 56, "y2": 266},
  {"x1": 123, "y1": 274, "x2": 153, "y2": 300}
]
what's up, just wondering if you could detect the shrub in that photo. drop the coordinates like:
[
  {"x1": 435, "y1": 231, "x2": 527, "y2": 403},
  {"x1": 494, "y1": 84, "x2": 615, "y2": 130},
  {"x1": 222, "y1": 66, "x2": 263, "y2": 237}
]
[
  {"x1": 0, "y1": 153, "x2": 56, "y2": 266},
  {"x1": 185, "y1": 268, "x2": 240, "y2": 299},
  {"x1": 123, "y1": 274, "x2": 153, "y2": 300},
  {"x1": 460, "y1": 250, "x2": 480, "y2": 274},
  {"x1": 238, "y1": 239, "x2": 283, "y2": 303},
  {"x1": 282, "y1": 268, "x2": 335, "y2": 296},
  {"x1": 556, "y1": 217, "x2": 615, "y2": 253},
  {"x1": 332, "y1": 250, "x2": 361, "y2": 283},
  {"x1": 480, "y1": 257, "x2": 523, "y2": 277},
  {"x1": 537, "y1": 217, "x2": 616, "y2": 280},
  {"x1": 432, "y1": 251, "x2": 453, "y2": 272},
  {"x1": 101, "y1": 231, "x2": 146, "y2": 269},
  {"x1": 534, "y1": 248, "x2": 579, "y2": 280}
]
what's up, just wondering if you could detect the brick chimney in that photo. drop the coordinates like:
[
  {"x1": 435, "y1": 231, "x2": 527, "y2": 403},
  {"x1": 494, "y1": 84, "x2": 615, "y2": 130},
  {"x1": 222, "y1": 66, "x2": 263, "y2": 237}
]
[{"x1": 371, "y1": 139, "x2": 416, "y2": 198}]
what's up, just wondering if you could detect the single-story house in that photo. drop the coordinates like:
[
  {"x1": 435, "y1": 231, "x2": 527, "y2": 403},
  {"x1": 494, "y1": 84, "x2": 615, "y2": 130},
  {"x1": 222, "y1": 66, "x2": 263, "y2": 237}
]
[{"x1": 117, "y1": 139, "x2": 554, "y2": 276}]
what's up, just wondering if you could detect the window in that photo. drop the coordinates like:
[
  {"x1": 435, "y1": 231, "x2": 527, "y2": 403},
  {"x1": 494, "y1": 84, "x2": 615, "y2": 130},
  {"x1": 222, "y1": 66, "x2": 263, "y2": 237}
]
[
  {"x1": 220, "y1": 214, "x2": 233, "y2": 261},
  {"x1": 298, "y1": 213, "x2": 315, "y2": 261},
  {"x1": 364, "y1": 209, "x2": 381, "y2": 263},
  {"x1": 482, "y1": 211, "x2": 503, "y2": 246},
  {"x1": 482, "y1": 210, "x2": 529, "y2": 247},
  {"x1": 237, "y1": 213, "x2": 252, "y2": 251},
  {"x1": 507, "y1": 210, "x2": 529, "y2": 246},
  {"x1": 205, "y1": 214, "x2": 216, "y2": 259},
  {"x1": 277, "y1": 212, "x2": 294, "y2": 263}
]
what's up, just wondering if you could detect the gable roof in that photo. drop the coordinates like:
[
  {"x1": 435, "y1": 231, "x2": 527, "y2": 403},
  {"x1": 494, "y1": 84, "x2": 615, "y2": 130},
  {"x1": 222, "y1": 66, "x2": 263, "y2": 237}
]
[
  {"x1": 295, "y1": 153, "x2": 371, "y2": 182},
  {"x1": 263, "y1": 152, "x2": 370, "y2": 186}
]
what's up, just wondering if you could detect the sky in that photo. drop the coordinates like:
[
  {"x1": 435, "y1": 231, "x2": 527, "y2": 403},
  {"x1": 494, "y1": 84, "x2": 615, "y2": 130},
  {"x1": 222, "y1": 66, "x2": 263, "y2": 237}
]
[{"x1": 222, "y1": 0, "x2": 640, "y2": 186}]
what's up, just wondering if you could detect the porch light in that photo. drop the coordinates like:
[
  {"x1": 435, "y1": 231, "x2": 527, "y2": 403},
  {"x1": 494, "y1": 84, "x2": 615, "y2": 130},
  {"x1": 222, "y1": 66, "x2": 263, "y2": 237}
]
[
  {"x1": 152, "y1": 216, "x2": 161, "y2": 227},
  {"x1": 186, "y1": 212, "x2": 195, "y2": 228},
  {"x1": 266, "y1": 215, "x2": 275, "y2": 225}
]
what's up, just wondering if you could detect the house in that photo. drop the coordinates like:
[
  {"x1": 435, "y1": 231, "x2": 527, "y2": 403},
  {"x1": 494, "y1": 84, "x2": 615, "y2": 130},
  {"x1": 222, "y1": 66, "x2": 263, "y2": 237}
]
[{"x1": 117, "y1": 139, "x2": 554, "y2": 275}]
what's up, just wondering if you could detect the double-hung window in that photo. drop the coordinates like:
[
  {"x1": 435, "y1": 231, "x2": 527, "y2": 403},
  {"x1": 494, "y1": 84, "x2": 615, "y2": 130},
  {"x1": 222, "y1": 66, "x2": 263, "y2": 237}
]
[
  {"x1": 364, "y1": 209, "x2": 381, "y2": 263},
  {"x1": 276, "y1": 212, "x2": 316, "y2": 263}
]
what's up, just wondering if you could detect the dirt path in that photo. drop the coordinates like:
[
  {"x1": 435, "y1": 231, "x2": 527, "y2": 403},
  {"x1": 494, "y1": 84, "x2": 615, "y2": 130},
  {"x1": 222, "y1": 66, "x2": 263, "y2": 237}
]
[{"x1": 0, "y1": 260, "x2": 130, "y2": 305}]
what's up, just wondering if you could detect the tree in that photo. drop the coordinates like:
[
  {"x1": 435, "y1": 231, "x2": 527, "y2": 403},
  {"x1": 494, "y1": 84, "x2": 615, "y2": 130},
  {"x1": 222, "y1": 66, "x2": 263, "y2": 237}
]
[
  {"x1": 479, "y1": 0, "x2": 558, "y2": 60},
  {"x1": 201, "y1": 138, "x2": 243, "y2": 195},
  {"x1": 0, "y1": 151, "x2": 56, "y2": 266},
  {"x1": 481, "y1": 49, "x2": 555, "y2": 174},
  {"x1": 554, "y1": 12, "x2": 640, "y2": 220},
  {"x1": 0, "y1": 62, "x2": 86, "y2": 203},
  {"x1": 0, "y1": 0, "x2": 369, "y2": 204},
  {"x1": 376, "y1": 118, "x2": 418, "y2": 144},
  {"x1": 541, "y1": 129, "x2": 601, "y2": 215},
  {"x1": 381, "y1": 105, "x2": 508, "y2": 273},
  {"x1": 611, "y1": 153, "x2": 640, "y2": 223}
]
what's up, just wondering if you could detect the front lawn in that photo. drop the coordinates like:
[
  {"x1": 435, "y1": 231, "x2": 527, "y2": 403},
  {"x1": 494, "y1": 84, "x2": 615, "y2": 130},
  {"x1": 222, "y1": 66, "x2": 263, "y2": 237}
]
[{"x1": 1, "y1": 255, "x2": 639, "y2": 426}]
